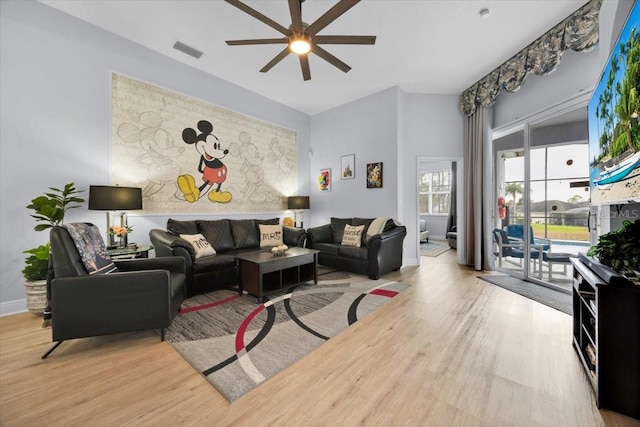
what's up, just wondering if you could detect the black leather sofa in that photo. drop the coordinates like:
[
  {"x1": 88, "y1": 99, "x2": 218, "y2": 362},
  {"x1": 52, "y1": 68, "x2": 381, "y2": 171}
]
[
  {"x1": 306, "y1": 217, "x2": 406, "y2": 279},
  {"x1": 45, "y1": 224, "x2": 186, "y2": 358},
  {"x1": 150, "y1": 218, "x2": 306, "y2": 297}
]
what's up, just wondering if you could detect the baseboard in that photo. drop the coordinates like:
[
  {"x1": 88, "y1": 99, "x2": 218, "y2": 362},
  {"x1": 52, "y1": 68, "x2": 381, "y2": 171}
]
[{"x1": 1, "y1": 298, "x2": 27, "y2": 317}]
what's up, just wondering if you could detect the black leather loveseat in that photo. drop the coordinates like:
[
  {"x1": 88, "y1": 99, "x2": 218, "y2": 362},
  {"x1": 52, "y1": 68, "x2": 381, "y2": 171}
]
[
  {"x1": 150, "y1": 218, "x2": 306, "y2": 297},
  {"x1": 306, "y1": 217, "x2": 406, "y2": 279}
]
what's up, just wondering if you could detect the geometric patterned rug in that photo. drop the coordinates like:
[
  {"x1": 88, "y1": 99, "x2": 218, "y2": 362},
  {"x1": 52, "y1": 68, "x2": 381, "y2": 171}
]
[{"x1": 166, "y1": 271, "x2": 407, "y2": 402}]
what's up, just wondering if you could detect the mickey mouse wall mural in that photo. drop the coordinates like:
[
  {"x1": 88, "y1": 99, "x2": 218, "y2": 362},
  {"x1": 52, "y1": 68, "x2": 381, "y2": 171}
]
[{"x1": 177, "y1": 120, "x2": 233, "y2": 204}]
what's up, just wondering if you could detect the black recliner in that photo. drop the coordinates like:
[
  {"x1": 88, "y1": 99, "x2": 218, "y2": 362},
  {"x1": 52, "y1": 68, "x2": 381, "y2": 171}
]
[{"x1": 43, "y1": 224, "x2": 186, "y2": 358}]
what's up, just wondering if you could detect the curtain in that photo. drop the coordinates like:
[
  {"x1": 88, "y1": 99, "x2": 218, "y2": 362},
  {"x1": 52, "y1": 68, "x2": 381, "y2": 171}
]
[
  {"x1": 459, "y1": 0, "x2": 602, "y2": 116},
  {"x1": 463, "y1": 107, "x2": 493, "y2": 270},
  {"x1": 446, "y1": 161, "x2": 457, "y2": 233}
]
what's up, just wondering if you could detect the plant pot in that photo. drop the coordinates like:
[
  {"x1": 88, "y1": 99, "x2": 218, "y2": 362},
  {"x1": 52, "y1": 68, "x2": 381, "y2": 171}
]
[{"x1": 24, "y1": 279, "x2": 47, "y2": 316}]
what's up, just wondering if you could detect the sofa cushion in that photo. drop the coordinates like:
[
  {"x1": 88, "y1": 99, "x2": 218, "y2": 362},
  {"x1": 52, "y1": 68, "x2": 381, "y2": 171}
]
[
  {"x1": 230, "y1": 219, "x2": 259, "y2": 249},
  {"x1": 191, "y1": 254, "x2": 237, "y2": 274},
  {"x1": 259, "y1": 224, "x2": 283, "y2": 247},
  {"x1": 167, "y1": 218, "x2": 198, "y2": 235},
  {"x1": 341, "y1": 224, "x2": 365, "y2": 247},
  {"x1": 330, "y1": 217, "x2": 352, "y2": 243},
  {"x1": 180, "y1": 233, "x2": 216, "y2": 258},
  {"x1": 197, "y1": 219, "x2": 235, "y2": 252},
  {"x1": 352, "y1": 218, "x2": 374, "y2": 246},
  {"x1": 314, "y1": 242, "x2": 340, "y2": 256},
  {"x1": 338, "y1": 245, "x2": 368, "y2": 260}
]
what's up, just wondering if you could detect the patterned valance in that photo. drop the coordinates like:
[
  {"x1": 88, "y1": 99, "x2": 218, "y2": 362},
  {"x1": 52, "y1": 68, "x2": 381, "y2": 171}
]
[{"x1": 460, "y1": 0, "x2": 602, "y2": 116}]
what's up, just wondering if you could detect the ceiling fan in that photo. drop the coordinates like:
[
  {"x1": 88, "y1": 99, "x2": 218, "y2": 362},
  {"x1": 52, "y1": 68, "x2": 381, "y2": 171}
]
[{"x1": 225, "y1": 0, "x2": 376, "y2": 81}]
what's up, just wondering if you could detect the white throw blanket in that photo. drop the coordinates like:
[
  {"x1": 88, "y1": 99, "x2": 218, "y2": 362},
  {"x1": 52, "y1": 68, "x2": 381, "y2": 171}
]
[{"x1": 365, "y1": 217, "x2": 401, "y2": 242}]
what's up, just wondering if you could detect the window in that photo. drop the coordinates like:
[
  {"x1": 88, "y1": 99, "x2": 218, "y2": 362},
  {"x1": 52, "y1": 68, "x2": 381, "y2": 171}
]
[{"x1": 419, "y1": 171, "x2": 451, "y2": 214}]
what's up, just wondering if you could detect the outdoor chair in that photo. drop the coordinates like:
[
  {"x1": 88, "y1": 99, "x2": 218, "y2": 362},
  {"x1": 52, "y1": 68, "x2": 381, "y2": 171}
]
[
  {"x1": 506, "y1": 224, "x2": 552, "y2": 251},
  {"x1": 492, "y1": 228, "x2": 544, "y2": 278}
]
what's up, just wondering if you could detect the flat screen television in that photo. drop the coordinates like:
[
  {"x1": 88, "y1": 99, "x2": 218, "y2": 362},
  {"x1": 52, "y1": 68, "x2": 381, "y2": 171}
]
[{"x1": 588, "y1": 1, "x2": 640, "y2": 205}]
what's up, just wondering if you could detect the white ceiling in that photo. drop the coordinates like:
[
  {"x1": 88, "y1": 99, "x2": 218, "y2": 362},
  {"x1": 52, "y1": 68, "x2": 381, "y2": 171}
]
[{"x1": 40, "y1": 0, "x2": 590, "y2": 116}]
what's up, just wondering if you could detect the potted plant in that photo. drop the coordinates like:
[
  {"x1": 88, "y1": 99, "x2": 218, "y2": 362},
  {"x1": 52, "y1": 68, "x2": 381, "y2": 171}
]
[
  {"x1": 587, "y1": 219, "x2": 640, "y2": 285},
  {"x1": 23, "y1": 182, "x2": 84, "y2": 315}
]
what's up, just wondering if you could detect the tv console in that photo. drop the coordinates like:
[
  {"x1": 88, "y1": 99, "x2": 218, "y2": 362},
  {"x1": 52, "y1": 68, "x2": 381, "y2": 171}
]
[{"x1": 571, "y1": 255, "x2": 639, "y2": 420}]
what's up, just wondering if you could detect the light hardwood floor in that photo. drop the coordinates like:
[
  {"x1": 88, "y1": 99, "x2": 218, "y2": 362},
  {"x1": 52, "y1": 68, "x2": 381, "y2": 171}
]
[{"x1": 1, "y1": 250, "x2": 638, "y2": 426}]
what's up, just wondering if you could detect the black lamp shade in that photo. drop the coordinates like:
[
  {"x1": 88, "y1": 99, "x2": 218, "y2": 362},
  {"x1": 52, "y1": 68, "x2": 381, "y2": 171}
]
[
  {"x1": 287, "y1": 196, "x2": 310, "y2": 210},
  {"x1": 88, "y1": 185, "x2": 143, "y2": 211}
]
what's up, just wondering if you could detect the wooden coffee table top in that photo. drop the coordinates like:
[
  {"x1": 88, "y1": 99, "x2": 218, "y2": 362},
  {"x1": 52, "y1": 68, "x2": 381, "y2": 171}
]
[{"x1": 235, "y1": 247, "x2": 318, "y2": 265}]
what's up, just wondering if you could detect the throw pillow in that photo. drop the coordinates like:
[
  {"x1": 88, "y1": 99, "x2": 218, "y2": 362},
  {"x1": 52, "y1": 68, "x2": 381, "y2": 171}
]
[
  {"x1": 180, "y1": 233, "x2": 216, "y2": 259},
  {"x1": 259, "y1": 224, "x2": 284, "y2": 247},
  {"x1": 341, "y1": 224, "x2": 365, "y2": 247}
]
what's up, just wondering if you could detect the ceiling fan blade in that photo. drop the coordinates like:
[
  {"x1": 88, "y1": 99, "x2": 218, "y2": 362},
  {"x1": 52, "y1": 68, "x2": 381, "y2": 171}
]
[
  {"x1": 288, "y1": 0, "x2": 303, "y2": 33},
  {"x1": 306, "y1": 0, "x2": 360, "y2": 36},
  {"x1": 312, "y1": 35, "x2": 376, "y2": 45},
  {"x1": 226, "y1": 38, "x2": 288, "y2": 46},
  {"x1": 312, "y1": 44, "x2": 351, "y2": 73},
  {"x1": 299, "y1": 54, "x2": 311, "y2": 81},
  {"x1": 260, "y1": 48, "x2": 291, "y2": 73},
  {"x1": 225, "y1": 0, "x2": 292, "y2": 36}
]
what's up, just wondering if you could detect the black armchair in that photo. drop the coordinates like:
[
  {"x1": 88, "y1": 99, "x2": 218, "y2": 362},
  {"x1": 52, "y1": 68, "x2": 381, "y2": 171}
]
[{"x1": 43, "y1": 224, "x2": 186, "y2": 358}]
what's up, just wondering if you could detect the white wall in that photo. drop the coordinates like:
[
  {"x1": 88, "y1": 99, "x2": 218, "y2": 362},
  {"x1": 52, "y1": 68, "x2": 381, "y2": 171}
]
[
  {"x1": 0, "y1": 0, "x2": 310, "y2": 314},
  {"x1": 399, "y1": 93, "x2": 464, "y2": 264},
  {"x1": 309, "y1": 87, "x2": 400, "y2": 225}
]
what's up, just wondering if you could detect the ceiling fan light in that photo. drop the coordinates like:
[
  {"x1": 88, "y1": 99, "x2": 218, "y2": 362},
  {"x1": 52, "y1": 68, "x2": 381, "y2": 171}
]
[{"x1": 290, "y1": 36, "x2": 311, "y2": 55}]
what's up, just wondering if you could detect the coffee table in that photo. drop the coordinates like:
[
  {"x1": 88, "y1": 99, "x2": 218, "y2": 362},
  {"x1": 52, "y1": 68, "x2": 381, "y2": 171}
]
[{"x1": 236, "y1": 247, "x2": 319, "y2": 303}]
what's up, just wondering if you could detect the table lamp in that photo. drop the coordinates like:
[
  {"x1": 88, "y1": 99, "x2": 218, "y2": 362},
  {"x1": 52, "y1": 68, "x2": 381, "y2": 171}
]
[
  {"x1": 287, "y1": 196, "x2": 310, "y2": 228},
  {"x1": 89, "y1": 185, "x2": 143, "y2": 248}
]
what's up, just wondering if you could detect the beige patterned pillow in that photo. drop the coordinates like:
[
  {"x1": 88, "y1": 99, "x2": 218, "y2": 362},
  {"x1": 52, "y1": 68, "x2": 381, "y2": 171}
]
[
  {"x1": 341, "y1": 224, "x2": 365, "y2": 247},
  {"x1": 180, "y1": 233, "x2": 216, "y2": 258},
  {"x1": 259, "y1": 224, "x2": 284, "y2": 247}
]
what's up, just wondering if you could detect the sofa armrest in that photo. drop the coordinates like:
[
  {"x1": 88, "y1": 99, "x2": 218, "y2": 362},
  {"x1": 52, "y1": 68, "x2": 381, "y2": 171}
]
[
  {"x1": 366, "y1": 225, "x2": 407, "y2": 245},
  {"x1": 50, "y1": 270, "x2": 173, "y2": 341},
  {"x1": 306, "y1": 224, "x2": 333, "y2": 248},
  {"x1": 115, "y1": 256, "x2": 186, "y2": 275},
  {"x1": 149, "y1": 229, "x2": 196, "y2": 258},
  {"x1": 283, "y1": 226, "x2": 306, "y2": 247},
  {"x1": 366, "y1": 225, "x2": 407, "y2": 279}
]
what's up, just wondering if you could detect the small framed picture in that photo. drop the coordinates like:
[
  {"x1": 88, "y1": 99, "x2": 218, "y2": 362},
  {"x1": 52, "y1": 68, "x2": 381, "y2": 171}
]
[
  {"x1": 341, "y1": 154, "x2": 355, "y2": 180},
  {"x1": 318, "y1": 168, "x2": 332, "y2": 192},
  {"x1": 366, "y1": 162, "x2": 383, "y2": 188}
]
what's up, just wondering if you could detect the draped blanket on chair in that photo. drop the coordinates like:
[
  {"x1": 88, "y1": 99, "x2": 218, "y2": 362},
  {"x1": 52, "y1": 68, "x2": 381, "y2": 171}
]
[{"x1": 43, "y1": 223, "x2": 117, "y2": 327}]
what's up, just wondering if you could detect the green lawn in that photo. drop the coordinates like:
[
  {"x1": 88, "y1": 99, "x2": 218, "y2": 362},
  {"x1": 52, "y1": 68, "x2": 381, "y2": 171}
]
[{"x1": 531, "y1": 223, "x2": 589, "y2": 241}]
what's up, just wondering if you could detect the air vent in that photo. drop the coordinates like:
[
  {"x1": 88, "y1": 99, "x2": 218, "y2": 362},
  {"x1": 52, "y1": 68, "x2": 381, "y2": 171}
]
[{"x1": 173, "y1": 41, "x2": 203, "y2": 59}]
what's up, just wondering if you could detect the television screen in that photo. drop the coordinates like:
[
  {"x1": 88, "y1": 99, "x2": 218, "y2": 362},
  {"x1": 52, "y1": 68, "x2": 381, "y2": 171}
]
[{"x1": 588, "y1": 2, "x2": 640, "y2": 205}]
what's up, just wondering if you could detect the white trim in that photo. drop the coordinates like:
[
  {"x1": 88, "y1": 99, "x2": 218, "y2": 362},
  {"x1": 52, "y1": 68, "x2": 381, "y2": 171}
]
[
  {"x1": 492, "y1": 91, "x2": 592, "y2": 140},
  {"x1": 1, "y1": 299, "x2": 27, "y2": 317}
]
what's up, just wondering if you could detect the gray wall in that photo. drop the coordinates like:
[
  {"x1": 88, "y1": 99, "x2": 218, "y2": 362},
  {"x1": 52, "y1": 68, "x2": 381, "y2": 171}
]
[{"x1": 0, "y1": 0, "x2": 310, "y2": 313}]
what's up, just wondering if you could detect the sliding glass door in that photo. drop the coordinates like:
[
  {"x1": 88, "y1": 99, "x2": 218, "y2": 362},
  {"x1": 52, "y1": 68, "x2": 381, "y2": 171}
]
[{"x1": 494, "y1": 107, "x2": 591, "y2": 288}]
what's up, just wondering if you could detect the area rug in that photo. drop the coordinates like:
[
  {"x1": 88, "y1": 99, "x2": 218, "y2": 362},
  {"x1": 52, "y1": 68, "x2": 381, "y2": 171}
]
[
  {"x1": 478, "y1": 274, "x2": 572, "y2": 315},
  {"x1": 166, "y1": 271, "x2": 407, "y2": 402},
  {"x1": 420, "y1": 239, "x2": 450, "y2": 257}
]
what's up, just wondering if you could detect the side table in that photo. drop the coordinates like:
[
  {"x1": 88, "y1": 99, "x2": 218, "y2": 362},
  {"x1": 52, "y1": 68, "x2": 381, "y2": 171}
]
[{"x1": 107, "y1": 245, "x2": 152, "y2": 259}]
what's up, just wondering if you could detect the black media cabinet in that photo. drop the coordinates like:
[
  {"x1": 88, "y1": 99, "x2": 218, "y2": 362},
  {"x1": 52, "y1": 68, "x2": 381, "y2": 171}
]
[{"x1": 571, "y1": 255, "x2": 640, "y2": 420}]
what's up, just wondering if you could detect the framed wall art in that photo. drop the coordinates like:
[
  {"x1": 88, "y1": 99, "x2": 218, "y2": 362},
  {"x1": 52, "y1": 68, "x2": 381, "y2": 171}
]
[
  {"x1": 318, "y1": 168, "x2": 331, "y2": 192},
  {"x1": 366, "y1": 162, "x2": 383, "y2": 188},
  {"x1": 110, "y1": 72, "x2": 297, "y2": 215},
  {"x1": 341, "y1": 154, "x2": 355, "y2": 179}
]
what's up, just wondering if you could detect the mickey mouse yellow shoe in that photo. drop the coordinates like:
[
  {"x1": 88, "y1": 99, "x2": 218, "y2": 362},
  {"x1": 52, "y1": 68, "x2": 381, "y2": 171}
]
[
  {"x1": 177, "y1": 174, "x2": 199, "y2": 203},
  {"x1": 208, "y1": 191, "x2": 232, "y2": 203}
]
